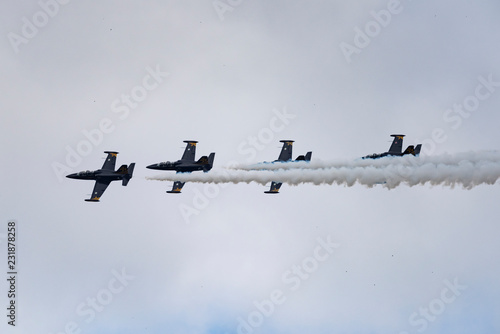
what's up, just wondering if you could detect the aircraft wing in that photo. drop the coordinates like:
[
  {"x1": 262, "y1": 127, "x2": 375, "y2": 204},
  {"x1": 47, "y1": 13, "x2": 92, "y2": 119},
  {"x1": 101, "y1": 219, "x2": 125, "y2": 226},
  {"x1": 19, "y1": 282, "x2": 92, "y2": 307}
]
[
  {"x1": 181, "y1": 141, "x2": 197, "y2": 161},
  {"x1": 166, "y1": 181, "x2": 186, "y2": 194},
  {"x1": 264, "y1": 181, "x2": 282, "y2": 194},
  {"x1": 85, "y1": 180, "x2": 112, "y2": 202},
  {"x1": 277, "y1": 140, "x2": 294, "y2": 161},
  {"x1": 387, "y1": 135, "x2": 404, "y2": 155},
  {"x1": 101, "y1": 151, "x2": 119, "y2": 170}
]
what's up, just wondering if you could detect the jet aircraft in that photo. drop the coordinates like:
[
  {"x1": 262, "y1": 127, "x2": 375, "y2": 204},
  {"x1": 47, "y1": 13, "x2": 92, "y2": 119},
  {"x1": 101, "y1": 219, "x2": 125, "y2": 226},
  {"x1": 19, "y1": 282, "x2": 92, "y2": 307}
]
[
  {"x1": 264, "y1": 140, "x2": 312, "y2": 194},
  {"x1": 362, "y1": 134, "x2": 421, "y2": 159},
  {"x1": 146, "y1": 140, "x2": 215, "y2": 193},
  {"x1": 66, "y1": 151, "x2": 135, "y2": 202}
]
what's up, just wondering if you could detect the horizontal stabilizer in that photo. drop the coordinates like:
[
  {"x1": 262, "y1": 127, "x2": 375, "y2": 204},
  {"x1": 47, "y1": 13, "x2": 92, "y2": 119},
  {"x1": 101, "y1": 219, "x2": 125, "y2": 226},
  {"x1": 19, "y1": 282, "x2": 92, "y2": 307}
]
[
  {"x1": 295, "y1": 151, "x2": 312, "y2": 161},
  {"x1": 84, "y1": 198, "x2": 100, "y2": 202},
  {"x1": 402, "y1": 145, "x2": 415, "y2": 155},
  {"x1": 196, "y1": 156, "x2": 209, "y2": 165},
  {"x1": 116, "y1": 164, "x2": 128, "y2": 174}
]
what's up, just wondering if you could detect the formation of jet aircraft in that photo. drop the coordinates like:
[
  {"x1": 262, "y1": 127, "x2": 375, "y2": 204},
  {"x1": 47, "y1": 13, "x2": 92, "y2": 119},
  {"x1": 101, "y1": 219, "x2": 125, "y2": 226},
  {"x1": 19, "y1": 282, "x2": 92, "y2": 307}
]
[
  {"x1": 66, "y1": 151, "x2": 135, "y2": 202},
  {"x1": 67, "y1": 135, "x2": 421, "y2": 201}
]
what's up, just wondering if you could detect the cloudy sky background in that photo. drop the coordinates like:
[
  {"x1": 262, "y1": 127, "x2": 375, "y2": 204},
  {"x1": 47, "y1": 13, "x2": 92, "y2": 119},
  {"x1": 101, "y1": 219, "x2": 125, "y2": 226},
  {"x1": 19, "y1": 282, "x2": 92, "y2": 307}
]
[{"x1": 1, "y1": 1, "x2": 500, "y2": 333}]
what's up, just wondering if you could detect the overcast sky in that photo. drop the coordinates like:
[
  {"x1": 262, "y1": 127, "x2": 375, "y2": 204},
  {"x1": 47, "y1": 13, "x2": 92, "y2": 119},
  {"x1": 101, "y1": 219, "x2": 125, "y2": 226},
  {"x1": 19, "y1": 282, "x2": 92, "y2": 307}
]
[{"x1": 1, "y1": 1, "x2": 500, "y2": 333}]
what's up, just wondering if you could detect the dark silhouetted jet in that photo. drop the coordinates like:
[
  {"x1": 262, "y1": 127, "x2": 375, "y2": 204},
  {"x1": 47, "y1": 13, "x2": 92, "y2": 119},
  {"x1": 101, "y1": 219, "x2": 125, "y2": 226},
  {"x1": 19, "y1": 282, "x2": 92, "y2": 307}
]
[
  {"x1": 146, "y1": 140, "x2": 215, "y2": 193},
  {"x1": 264, "y1": 140, "x2": 312, "y2": 194},
  {"x1": 66, "y1": 151, "x2": 135, "y2": 202},
  {"x1": 362, "y1": 134, "x2": 421, "y2": 159}
]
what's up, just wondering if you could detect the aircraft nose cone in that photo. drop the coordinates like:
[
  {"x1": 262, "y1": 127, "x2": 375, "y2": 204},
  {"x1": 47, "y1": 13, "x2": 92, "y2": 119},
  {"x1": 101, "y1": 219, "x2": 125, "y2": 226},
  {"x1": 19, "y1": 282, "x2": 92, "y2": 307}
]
[
  {"x1": 146, "y1": 164, "x2": 158, "y2": 169},
  {"x1": 66, "y1": 173, "x2": 78, "y2": 179}
]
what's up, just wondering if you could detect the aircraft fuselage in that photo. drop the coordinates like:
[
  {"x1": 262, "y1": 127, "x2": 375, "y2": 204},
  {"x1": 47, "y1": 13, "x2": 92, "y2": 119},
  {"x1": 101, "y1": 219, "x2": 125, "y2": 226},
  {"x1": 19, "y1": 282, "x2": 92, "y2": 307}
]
[
  {"x1": 66, "y1": 170, "x2": 126, "y2": 181},
  {"x1": 362, "y1": 152, "x2": 401, "y2": 159},
  {"x1": 146, "y1": 160, "x2": 208, "y2": 172}
]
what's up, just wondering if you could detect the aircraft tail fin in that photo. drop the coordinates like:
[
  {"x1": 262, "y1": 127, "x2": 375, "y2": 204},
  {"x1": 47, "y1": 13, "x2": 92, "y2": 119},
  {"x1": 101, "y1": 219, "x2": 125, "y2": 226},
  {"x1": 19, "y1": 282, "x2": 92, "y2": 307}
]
[
  {"x1": 122, "y1": 163, "x2": 135, "y2": 186},
  {"x1": 264, "y1": 181, "x2": 282, "y2": 194},
  {"x1": 414, "y1": 144, "x2": 422, "y2": 156},
  {"x1": 205, "y1": 153, "x2": 215, "y2": 172},
  {"x1": 304, "y1": 151, "x2": 312, "y2": 161},
  {"x1": 388, "y1": 134, "x2": 405, "y2": 154}
]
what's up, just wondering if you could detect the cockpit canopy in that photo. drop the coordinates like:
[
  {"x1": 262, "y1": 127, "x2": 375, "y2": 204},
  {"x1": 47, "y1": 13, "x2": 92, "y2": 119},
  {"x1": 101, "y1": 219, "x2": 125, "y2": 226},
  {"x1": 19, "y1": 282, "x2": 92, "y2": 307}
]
[{"x1": 77, "y1": 170, "x2": 93, "y2": 176}]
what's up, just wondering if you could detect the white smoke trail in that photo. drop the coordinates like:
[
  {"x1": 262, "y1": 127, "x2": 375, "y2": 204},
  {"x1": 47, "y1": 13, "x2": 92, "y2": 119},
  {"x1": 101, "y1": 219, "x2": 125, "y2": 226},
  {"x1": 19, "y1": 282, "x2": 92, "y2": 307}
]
[
  {"x1": 146, "y1": 151, "x2": 500, "y2": 189},
  {"x1": 228, "y1": 151, "x2": 500, "y2": 171}
]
